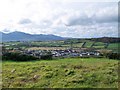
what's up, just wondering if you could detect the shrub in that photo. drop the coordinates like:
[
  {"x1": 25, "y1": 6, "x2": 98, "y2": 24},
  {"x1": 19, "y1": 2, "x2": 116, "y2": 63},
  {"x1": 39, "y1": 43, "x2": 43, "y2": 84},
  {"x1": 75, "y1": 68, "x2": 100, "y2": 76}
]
[
  {"x1": 2, "y1": 52, "x2": 38, "y2": 61},
  {"x1": 107, "y1": 53, "x2": 120, "y2": 60},
  {"x1": 40, "y1": 54, "x2": 52, "y2": 60}
]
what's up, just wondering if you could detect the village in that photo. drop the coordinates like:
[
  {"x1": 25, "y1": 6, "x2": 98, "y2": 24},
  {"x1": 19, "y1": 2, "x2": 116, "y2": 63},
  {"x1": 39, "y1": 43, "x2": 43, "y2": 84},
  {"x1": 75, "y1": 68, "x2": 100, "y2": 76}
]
[
  {"x1": 24, "y1": 49, "x2": 101, "y2": 58},
  {"x1": 3, "y1": 46, "x2": 101, "y2": 59},
  {"x1": 1, "y1": 40, "x2": 106, "y2": 60}
]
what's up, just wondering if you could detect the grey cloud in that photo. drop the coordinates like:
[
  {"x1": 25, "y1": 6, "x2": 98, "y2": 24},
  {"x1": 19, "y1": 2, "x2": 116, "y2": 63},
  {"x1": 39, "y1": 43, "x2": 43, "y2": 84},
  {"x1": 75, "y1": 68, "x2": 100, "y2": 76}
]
[
  {"x1": 19, "y1": 18, "x2": 32, "y2": 24},
  {"x1": 95, "y1": 16, "x2": 118, "y2": 23},
  {"x1": 65, "y1": 13, "x2": 117, "y2": 26},
  {"x1": 94, "y1": 8, "x2": 118, "y2": 23},
  {"x1": 62, "y1": 6, "x2": 117, "y2": 27},
  {"x1": 65, "y1": 16, "x2": 93, "y2": 26},
  {"x1": 2, "y1": 29, "x2": 10, "y2": 33}
]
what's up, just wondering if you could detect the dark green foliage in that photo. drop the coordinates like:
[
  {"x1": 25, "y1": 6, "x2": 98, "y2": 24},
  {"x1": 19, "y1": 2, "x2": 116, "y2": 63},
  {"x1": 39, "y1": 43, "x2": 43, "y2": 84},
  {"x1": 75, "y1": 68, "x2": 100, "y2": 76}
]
[
  {"x1": 64, "y1": 39, "x2": 81, "y2": 44},
  {"x1": 2, "y1": 52, "x2": 38, "y2": 61},
  {"x1": 41, "y1": 54, "x2": 52, "y2": 60},
  {"x1": 91, "y1": 37, "x2": 120, "y2": 43},
  {"x1": 100, "y1": 51, "x2": 120, "y2": 60},
  {"x1": 107, "y1": 53, "x2": 120, "y2": 60}
]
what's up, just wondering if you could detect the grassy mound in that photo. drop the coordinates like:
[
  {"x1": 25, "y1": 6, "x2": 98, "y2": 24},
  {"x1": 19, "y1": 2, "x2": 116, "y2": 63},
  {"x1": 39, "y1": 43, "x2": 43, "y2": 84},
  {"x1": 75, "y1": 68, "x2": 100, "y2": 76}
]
[{"x1": 2, "y1": 58, "x2": 119, "y2": 88}]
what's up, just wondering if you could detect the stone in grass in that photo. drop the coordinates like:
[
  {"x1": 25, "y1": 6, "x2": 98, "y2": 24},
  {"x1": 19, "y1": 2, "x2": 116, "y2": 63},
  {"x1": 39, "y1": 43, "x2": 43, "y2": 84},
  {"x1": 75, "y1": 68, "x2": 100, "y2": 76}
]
[
  {"x1": 11, "y1": 69, "x2": 16, "y2": 73},
  {"x1": 33, "y1": 75, "x2": 40, "y2": 80}
]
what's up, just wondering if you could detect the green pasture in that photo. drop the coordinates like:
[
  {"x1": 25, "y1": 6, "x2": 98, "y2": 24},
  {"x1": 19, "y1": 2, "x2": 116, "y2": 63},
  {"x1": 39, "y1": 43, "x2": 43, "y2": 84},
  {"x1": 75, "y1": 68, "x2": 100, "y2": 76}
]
[{"x1": 2, "y1": 58, "x2": 119, "y2": 88}]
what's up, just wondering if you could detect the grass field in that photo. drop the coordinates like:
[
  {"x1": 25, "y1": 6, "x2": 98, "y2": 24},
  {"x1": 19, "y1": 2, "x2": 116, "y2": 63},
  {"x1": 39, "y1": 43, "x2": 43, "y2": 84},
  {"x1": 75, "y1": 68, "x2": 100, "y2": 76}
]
[
  {"x1": 4, "y1": 40, "x2": 120, "y2": 52},
  {"x1": 27, "y1": 47, "x2": 68, "y2": 50},
  {"x1": 2, "y1": 58, "x2": 119, "y2": 88}
]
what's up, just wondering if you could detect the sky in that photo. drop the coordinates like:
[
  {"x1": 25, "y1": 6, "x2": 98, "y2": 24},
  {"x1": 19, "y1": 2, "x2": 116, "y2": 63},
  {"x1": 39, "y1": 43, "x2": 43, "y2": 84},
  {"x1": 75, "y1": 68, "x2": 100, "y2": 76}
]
[{"x1": 0, "y1": 0, "x2": 119, "y2": 38}]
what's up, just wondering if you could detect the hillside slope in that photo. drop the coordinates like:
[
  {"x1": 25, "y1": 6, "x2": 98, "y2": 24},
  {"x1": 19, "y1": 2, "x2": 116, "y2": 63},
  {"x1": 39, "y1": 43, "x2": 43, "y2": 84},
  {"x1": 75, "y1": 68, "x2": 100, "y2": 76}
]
[{"x1": 2, "y1": 58, "x2": 118, "y2": 88}]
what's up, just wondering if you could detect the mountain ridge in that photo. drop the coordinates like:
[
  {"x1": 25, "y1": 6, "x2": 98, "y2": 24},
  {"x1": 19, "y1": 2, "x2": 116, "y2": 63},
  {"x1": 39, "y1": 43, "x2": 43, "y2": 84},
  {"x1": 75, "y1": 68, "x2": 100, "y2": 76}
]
[{"x1": 1, "y1": 31, "x2": 65, "y2": 42}]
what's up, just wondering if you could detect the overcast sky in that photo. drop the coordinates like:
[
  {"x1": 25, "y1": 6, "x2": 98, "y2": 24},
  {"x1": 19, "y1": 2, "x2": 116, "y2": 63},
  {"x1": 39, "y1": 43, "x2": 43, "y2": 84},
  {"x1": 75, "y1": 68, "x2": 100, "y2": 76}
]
[{"x1": 0, "y1": 0, "x2": 119, "y2": 38}]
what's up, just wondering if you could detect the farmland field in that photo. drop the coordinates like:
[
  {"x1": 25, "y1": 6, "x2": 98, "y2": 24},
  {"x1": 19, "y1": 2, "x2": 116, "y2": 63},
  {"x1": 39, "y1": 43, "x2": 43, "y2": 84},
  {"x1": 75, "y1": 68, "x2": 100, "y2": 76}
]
[
  {"x1": 2, "y1": 58, "x2": 119, "y2": 88},
  {"x1": 26, "y1": 47, "x2": 68, "y2": 50},
  {"x1": 3, "y1": 40, "x2": 120, "y2": 51}
]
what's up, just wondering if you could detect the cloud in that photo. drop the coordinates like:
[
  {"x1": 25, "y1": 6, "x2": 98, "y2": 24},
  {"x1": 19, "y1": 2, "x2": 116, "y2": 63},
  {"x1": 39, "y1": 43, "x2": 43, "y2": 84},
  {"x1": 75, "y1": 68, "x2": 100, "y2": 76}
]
[
  {"x1": 56, "y1": 5, "x2": 118, "y2": 27},
  {"x1": 19, "y1": 18, "x2": 32, "y2": 24},
  {"x1": 94, "y1": 7, "x2": 118, "y2": 23},
  {"x1": 62, "y1": 12, "x2": 93, "y2": 26},
  {"x1": 2, "y1": 29, "x2": 11, "y2": 33},
  {"x1": 0, "y1": 1, "x2": 118, "y2": 38}
]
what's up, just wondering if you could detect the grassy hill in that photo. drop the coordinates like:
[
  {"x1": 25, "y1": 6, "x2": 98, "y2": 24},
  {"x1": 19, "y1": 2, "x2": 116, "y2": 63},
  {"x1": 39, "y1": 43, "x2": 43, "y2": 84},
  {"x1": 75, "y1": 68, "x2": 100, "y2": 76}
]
[{"x1": 2, "y1": 58, "x2": 119, "y2": 88}]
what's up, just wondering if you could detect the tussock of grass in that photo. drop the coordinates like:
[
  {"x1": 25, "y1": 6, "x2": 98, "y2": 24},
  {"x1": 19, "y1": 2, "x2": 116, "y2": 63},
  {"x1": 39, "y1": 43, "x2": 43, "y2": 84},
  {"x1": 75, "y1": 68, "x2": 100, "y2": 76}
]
[{"x1": 2, "y1": 58, "x2": 119, "y2": 88}]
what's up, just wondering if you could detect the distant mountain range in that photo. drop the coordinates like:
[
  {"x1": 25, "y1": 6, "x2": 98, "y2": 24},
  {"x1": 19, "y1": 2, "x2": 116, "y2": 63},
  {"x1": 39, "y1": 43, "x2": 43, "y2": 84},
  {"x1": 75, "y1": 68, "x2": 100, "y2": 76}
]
[
  {"x1": 0, "y1": 31, "x2": 66, "y2": 42},
  {"x1": 0, "y1": 31, "x2": 119, "y2": 42}
]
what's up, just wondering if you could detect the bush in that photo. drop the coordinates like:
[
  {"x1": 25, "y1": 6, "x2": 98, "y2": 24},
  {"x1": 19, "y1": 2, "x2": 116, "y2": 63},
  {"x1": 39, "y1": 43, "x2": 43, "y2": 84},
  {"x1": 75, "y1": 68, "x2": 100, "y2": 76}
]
[
  {"x1": 40, "y1": 54, "x2": 52, "y2": 60},
  {"x1": 107, "y1": 53, "x2": 120, "y2": 60},
  {"x1": 2, "y1": 52, "x2": 38, "y2": 61}
]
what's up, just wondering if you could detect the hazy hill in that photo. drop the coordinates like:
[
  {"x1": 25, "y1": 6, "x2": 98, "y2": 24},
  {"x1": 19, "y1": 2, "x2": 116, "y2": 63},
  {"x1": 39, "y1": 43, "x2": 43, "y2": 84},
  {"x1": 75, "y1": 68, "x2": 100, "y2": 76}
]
[
  {"x1": 1, "y1": 31, "x2": 119, "y2": 42},
  {"x1": 1, "y1": 31, "x2": 65, "y2": 42}
]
